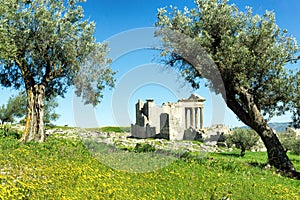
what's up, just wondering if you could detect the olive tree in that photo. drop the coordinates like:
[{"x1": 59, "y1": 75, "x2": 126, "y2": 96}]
[
  {"x1": 226, "y1": 128, "x2": 259, "y2": 157},
  {"x1": 0, "y1": 0, "x2": 115, "y2": 142},
  {"x1": 155, "y1": 0, "x2": 299, "y2": 177}
]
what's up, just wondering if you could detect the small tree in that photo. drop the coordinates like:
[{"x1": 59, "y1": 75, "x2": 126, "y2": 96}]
[
  {"x1": 0, "y1": 0, "x2": 115, "y2": 142},
  {"x1": 226, "y1": 128, "x2": 259, "y2": 157},
  {"x1": 279, "y1": 130, "x2": 300, "y2": 155}
]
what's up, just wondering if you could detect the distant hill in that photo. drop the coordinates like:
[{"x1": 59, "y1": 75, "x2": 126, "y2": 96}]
[
  {"x1": 239, "y1": 122, "x2": 291, "y2": 133},
  {"x1": 268, "y1": 122, "x2": 291, "y2": 133}
]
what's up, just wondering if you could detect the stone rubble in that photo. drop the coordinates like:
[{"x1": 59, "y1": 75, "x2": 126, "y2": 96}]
[{"x1": 76, "y1": 129, "x2": 221, "y2": 154}]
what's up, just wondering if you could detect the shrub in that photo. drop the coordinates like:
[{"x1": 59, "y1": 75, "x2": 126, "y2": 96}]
[
  {"x1": 83, "y1": 139, "x2": 117, "y2": 153},
  {"x1": 0, "y1": 125, "x2": 22, "y2": 139},
  {"x1": 179, "y1": 151, "x2": 192, "y2": 160},
  {"x1": 134, "y1": 143, "x2": 156, "y2": 153}
]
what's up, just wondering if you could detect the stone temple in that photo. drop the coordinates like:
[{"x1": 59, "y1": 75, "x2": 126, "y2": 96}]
[{"x1": 131, "y1": 94, "x2": 205, "y2": 140}]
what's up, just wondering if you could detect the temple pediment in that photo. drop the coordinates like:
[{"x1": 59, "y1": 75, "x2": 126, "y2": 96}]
[{"x1": 179, "y1": 93, "x2": 206, "y2": 102}]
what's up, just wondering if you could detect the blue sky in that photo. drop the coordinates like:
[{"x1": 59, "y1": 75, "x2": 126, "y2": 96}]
[{"x1": 1, "y1": 0, "x2": 299, "y2": 128}]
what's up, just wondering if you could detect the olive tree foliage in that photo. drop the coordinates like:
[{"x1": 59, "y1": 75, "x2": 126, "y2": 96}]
[
  {"x1": 155, "y1": 0, "x2": 300, "y2": 177},
  {"x1": 226, "y1": 128, "x2": 259, "y2": 157},
  {"x1": 0, "y1": 0, "x2": 115, "y2": 142},
  {"x1": 43, "y1": 98, "x2": 60, "y2": 126},
  {"x1": 0, "y1": 92, "x2": 26, "y2": 124},
  {"x1": 290, "y1": 71, "x2": 300, "y2": 129}
]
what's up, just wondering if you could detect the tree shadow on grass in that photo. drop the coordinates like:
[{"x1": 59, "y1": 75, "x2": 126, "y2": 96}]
[
  {"x1": 217, "y1": 152, "x2": 241, "y2": 158},
  {"x1": 217, "y1": 152, "x2": 269, "y2": 169},
  {"x1": 247, "y1": 162, "x2": 269, "y2": 169}
]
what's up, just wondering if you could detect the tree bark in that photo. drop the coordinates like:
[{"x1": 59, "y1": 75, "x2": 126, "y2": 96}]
[
  {"x1": 240, "y1": 146, "x2": 246, "y2": 157},
  {"x1": 226, "y1": 86, "x2": 300, "y2": 179},
  {"x1": 20, "y1": 84, "x2": 46, "y2": 143},
  {"x1": 251, "y1": 119, "x2": 299, "y2": 178}
]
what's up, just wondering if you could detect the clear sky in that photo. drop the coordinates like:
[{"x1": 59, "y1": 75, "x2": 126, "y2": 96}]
[{"x1": 1, "y1": 0, "x2": 299, "y2": 128}]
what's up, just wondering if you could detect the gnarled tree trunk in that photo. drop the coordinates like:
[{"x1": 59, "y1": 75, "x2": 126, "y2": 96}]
[
  {"x1": 226, "y1": 85, "x2": 300, "y2": 178},
  {"x1": 254, "y1": 122, "x2": 297, "y2": 176},
  {"x1": 20, "y1": 84, "x2": 46, "y2": 142}
]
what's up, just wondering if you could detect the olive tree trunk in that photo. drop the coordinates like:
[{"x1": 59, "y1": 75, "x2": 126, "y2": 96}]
[
  {"x1": 254, "y1": 122, "x2": 295, "y2": 173},
  {"x1": 20, "y1": 84, "x2": 46, "y2": 142},
  {"x1": 226, "y1": 85, "x2": 300, "y2": 178}
]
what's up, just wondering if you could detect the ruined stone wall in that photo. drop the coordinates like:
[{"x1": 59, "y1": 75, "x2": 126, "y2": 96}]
[
  {"x1": 164, "y1": 104, "x2": 185, "y2": 140},
  {"x1": 131, "y1": 124, "x2": 156, "y2": 138}
]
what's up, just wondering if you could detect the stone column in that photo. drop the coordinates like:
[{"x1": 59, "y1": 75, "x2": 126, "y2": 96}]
[
  {"x1": 190, "y1": 108, "x2": 194, "y2": 128},
  {"x1": 185, "y1": 108, "x2": 188, "y2": 129},
  {"x1": 195, "y1": 107, "x2": 199, "y2": 129},
  {"x1": 200, "y1": 107, "x2": 204, "y2": 129}
]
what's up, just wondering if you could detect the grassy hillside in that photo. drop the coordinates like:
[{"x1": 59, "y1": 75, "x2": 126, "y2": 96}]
[{"x1": 0, "y1": 135, "x2": 299, "y2": 199}]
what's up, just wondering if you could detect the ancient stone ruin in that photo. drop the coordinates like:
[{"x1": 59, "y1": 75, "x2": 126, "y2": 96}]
[{"x1": 131, "y1": 94, "x2": 205, "y2": 140}]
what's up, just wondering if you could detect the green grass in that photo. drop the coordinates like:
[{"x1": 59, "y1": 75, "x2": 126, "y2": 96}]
[
  {"x1": 210, "y1": 149, "x2": 300, "y2": 170},
  {"x1": 85, "y1": 126, "x2": 131, "y2": 133},
  {"x1": 0, "y1": 136, "x2": 299, "y2": 199},
  {"x1": 44, "y1": 125, "x2": 76, "y2": 131}
]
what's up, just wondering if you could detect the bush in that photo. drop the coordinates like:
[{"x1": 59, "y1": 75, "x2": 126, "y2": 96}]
[
  {"x1": 83, "y1": 139, "x2": 117, "y2": 153},
  {"x1": 134, "y1": 143, "x2": 156, "y2": 153},
  {"x1": 0, "y1": 125, "x2": 22, "y2": 139},
  {"x1": 226, "y1": 128, "x2": 259, "y2": 157}
]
